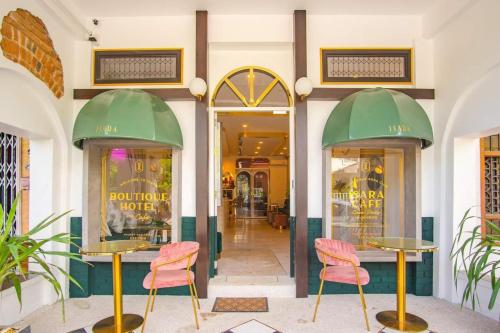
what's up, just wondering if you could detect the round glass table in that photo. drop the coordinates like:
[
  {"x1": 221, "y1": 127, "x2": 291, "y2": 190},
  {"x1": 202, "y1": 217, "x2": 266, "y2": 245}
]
[
  {"x1": 368, "y1": 237, "x2": 438, "y2": 332},
  {"x1": 80, "y1": 240, "x2": 150, "y2": 333}
]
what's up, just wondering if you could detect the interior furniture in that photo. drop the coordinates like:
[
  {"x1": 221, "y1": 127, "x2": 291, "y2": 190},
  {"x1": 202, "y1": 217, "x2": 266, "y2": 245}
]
[
  {"x1": 142, "y1": 241, "x2": 201, "y2": 332},
  {"x1": 313, "y1": 238, "x2": 370, "y2": 331},
  {"x1": 80, "y1": 240, "x2": 150, "y2": 333},
  {"x1": 272, "y1": 213, "x2": 289, "y2": 229},
  {"x1": 368, "y1": 237, "x2": 437, "y2": 332}
]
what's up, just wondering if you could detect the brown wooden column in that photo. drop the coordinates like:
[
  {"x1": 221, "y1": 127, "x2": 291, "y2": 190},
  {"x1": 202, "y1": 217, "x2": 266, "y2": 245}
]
[
  {"x1": 195, "y1": 10, "x2": 209, "y2": 298},
  {"x1": 294, "y1": 10, "x2": 309, "y2": 298}
]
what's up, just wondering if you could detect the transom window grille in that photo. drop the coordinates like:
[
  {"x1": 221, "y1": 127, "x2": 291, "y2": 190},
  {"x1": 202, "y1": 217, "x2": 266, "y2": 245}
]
[
  {"x1": 0, "y1": 132, "x2": 18, "y2": 235},
  {"x1": 211, "y1": 66, "x2": 293, "y2": 107},
  {"x1": 481, "y1": 134, "x2": 500, "y2": 236},
  {"x1": 321, "y1": 49, "x2": 413, "y2": 84},
  {"x1": 93, "y1": 49, "x2": 183, "y2": 85}
]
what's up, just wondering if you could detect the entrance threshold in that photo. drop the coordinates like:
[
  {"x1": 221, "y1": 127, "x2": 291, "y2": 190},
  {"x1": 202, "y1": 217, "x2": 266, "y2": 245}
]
[{"x1": 208, "y1": 275, "x2": 295, "y2": 298}]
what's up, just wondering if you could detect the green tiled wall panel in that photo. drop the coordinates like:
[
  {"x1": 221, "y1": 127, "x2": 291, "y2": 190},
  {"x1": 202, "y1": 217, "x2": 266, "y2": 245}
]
[
  {"x1": 70, "y1": 215, "x2": 434, "y2": 298},
  {"x1": 70, "y1": 216, "x2": 197, "y2": 298},
  {"x1": 308, "y1": 217, "x2": 434, "y2": 295},
  {"x1": 69, "y1": 217, "x2": 90, "y2": 298},
  {"x1": 414, "y1": 217, "x2": 434, "y2": 296},
  {"x1": 181, "y1": 216, "x2": 196, "y2": 241}
]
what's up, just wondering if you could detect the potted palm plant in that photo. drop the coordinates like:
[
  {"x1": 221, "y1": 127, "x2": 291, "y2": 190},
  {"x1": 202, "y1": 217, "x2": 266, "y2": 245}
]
[
  {"x1": 0, "y1": 197, "x2": 83, "y2": 323},
  {"x1": 450, "y1": 208, "x2": 499, "y2": 311}
]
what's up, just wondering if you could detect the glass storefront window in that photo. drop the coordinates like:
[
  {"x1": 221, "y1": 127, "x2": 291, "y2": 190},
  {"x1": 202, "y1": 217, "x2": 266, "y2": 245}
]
[
  {"x1": 101, "y1": 147, "x2": 173, "y2": 246},
  {"x1": 330, "y1": 146, "x2": 409, "y2": 251}
]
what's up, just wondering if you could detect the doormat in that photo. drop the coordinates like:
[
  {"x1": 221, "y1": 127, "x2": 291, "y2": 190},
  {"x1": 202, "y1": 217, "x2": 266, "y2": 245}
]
[
  {"x1": 212, "y1": 297, "x2": 268, "y2": 312},
  {"x1": 222, "y1": 319, "x2": 280, "y2": 333}
]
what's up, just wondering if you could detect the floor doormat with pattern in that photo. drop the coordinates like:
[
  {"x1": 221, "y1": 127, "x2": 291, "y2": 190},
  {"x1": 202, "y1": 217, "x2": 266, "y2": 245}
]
[{"x1": 212, "y1": 297, "x2": 269, "y2": 312}]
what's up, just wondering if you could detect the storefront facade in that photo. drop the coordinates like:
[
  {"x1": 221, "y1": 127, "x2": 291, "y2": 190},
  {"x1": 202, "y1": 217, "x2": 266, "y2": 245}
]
[
  {"x1": 1, "y1": 0, "x2": 499, "y2": 324},
  {"x1": 66, "y1": 10, "x2": 438, "y2": 300}
]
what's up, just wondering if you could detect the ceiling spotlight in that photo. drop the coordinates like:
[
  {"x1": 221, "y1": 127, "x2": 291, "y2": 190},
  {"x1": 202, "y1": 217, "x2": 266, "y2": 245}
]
[
  {"x1": 258, "y1": 141, "x2": 263, "y2": 144},
  {"x1": 280, "y1": 152, "x2": 284, "y2": 155},
  {"x1": 256, "y1": 146, "x2": 261, "y2": 150},
  {"x1": 254, "y1": 151, "x2": 258, "y2": 154},
  {"x1": 283, "y1": 147, "x2": 287, "y2": 150},
  {"x1": 242, "y1": 124, "x2": 248, "y2": 128}
]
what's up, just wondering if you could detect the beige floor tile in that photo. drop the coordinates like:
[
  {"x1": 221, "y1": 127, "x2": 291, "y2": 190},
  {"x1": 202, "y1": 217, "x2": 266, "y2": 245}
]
[{"x1": 218, "y1": 218, "x2": 290, "y2": 276}]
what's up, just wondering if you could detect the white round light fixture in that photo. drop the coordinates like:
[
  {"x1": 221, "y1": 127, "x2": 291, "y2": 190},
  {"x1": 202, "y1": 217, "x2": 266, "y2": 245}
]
[
  {"x1": 295, "y1": 77, "x2": 313, "y2": 100},
  {"x1": 189, "y1": 77, "x2": 207, "y2": 100}
]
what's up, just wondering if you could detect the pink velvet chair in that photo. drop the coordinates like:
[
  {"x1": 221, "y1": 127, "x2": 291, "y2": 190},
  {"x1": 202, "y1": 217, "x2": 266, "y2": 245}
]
[
  {"x1": 142, "y1": 241, "x2": 200, "y2": 332},
  {"x1": 313, "y1": 238, "x2": 370, "y2": 331}
]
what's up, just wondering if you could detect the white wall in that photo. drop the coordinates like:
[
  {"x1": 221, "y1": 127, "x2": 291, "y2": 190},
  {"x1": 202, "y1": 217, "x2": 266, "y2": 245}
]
[
  {"x1": 307, "y1": 14, "x2": 434, "y2": 88},
  {"x1": 73, "y1": 15, "x2": 196, "y2": 88},
  {"x1": 428, "y1": 0, "x2": 500, "y2": 319},
  {"x1": 0, "y1": 0, "x2": 77, "y2": 324}
]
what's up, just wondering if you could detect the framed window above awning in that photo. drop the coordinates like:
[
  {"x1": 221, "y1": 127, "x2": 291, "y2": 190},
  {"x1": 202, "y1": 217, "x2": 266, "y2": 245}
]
[
  {"x1": 72, "y1": 89, "x2": 183, "y2": 149},
  {"x1": 322, "y1": 87, "x2": 433, "y2": 149}
]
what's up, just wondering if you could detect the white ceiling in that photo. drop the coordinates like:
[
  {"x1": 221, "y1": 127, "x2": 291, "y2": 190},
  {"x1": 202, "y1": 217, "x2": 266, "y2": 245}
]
[
  {"x1": 218, "y1": 113, "x2": 289, "y2": 157},
  {"x1": 69, "y1": 0, "x2": 436, "y2": 17}
]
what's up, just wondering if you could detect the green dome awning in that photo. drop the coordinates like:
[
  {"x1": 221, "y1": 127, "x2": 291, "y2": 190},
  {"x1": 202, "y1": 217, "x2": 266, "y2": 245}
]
[
  {"x1": 322, "y1": 88, "x2": 433, "y2": 149},
  {"x1": 72, "y1": 89, "x2": 183, "y2": 149}
]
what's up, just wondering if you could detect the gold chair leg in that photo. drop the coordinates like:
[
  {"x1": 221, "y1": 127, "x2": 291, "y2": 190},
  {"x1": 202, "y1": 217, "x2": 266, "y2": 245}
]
[
  {"x1": 188, "y1": 283, "x2": 200, "y2": 329},
  {"x1": 357, "y1": 282, "x2": 370, "y2": 331},
  {"x1": 312, "y1": 275, "x2": 325, "y2": 322},
  {"x1": 150, "y1": 288, "x2": 158, "y2": 312},
  {"x1": 141, "y1": 287, "x2": 155, "y2": 333},
  {"x1": 192, "y1": 280, "x2": 201, "y2": 309}
]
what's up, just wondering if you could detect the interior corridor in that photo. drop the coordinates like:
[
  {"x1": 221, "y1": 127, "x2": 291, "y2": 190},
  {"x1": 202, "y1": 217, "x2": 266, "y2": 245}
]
[{"x1": 217, "y1": 218, "x2": 290, "y2": 276}]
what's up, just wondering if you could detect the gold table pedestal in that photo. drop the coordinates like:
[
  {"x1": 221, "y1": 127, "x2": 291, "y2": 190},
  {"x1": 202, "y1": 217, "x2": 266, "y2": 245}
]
[
  {"x1": 376, "y1": 311, "x2": 428, "y2": 332},
  {"x1": 80, "y1": 240, "x2": 150, "y2": 333},
  {"x1": 368, "y1": 237, "x2": 438, "y2": 333},
  {"x1": 93, "y1": 314, "x2": 144, "y2": 333}
]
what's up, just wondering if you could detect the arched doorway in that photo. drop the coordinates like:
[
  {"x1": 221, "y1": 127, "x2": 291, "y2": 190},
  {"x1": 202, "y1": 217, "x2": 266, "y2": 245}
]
[{"x1": 210, "y1": 66, "x2": 295, "y2": 292}]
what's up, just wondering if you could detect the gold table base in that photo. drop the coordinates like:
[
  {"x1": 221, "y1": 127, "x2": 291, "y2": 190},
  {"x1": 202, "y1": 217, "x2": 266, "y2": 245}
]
[
  {"x1": 376, "y1": 311, "x2": 428, "y2": 332},
  {"x1": 93, "y1": 314, "x2": 144, "y2": 333}
]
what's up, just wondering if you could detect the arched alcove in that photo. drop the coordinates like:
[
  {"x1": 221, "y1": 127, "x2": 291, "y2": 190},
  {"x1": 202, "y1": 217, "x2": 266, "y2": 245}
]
[
  {"x1": 440, "y1": 63, "x2": 500, "y2": 319},
  {"x1": 0, "y1": 67, "x2": 69, "y2": 322}
]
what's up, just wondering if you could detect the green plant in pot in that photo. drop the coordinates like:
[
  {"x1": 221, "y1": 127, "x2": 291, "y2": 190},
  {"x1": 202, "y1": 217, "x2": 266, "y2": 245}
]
[
  {"x1": 450, "y1": 208, "x2": 499, "y2": 310},
  {"x1": 0, "y1": 197, "x2": 84, "y2": 320}
]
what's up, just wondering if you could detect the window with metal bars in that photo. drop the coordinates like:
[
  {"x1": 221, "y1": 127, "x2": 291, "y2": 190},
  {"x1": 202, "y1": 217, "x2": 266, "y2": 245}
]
[
  {"x1": 321, "y1": 48, "x2": 413, "y2": 84},
  {"x1": 480, "y1": 134, "x2": 500, "y2": 236},
  {"x1": 92, "y1": 49, "x2": 183, "y2": 85},
  {"x1": 0, "y1": 132, "x2": 18, "y2": 235}
]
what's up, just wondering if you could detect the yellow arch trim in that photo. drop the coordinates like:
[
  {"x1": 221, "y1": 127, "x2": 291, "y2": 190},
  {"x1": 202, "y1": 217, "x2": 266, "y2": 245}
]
[{"x1": 211, "y1": 66, "x2": 293, "y2": 107}]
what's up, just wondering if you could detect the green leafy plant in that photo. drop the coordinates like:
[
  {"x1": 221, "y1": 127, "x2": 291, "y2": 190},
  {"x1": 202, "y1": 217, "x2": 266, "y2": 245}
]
[
  {"x1": 0, "y1": 197, "x2": 84, "y2": 319},
  {"x1": 450, "y1": 208, "x2": 499, "y2": 310}
]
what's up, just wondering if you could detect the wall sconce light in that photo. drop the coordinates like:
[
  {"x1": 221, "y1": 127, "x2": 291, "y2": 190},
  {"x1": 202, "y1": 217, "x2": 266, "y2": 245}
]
[
  {"x1": 295, "y1": 77, "x2": 313, "y2": 100},
  {"x1": 189, "y1": 77, "x2": 207, "y2": 100}
]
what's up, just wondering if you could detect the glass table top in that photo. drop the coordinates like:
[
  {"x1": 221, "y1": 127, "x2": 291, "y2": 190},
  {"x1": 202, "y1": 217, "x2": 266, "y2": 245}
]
[
  {"x1": 368, "y1": 237, "x2": 438, "y2": 253},
  {"x1": 80, "y1": 240, "x2": 151, "y2": 256}
]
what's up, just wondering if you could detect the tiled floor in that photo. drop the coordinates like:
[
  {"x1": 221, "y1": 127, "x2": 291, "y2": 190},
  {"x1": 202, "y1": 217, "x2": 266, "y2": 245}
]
[
  {"x1": 15, "y1": 294, "x2": 500, "y2": 333},
  {"x1": 217, "y1": 218, "x2": 290, "y2": 276}
]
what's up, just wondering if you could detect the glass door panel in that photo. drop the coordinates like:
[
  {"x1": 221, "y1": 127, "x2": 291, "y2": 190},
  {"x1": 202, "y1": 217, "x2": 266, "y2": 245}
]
[
  {"x1": 235, "y1": 169, "x2": 269, "y2": 218},
  {"x1": 236, "y1": 171, "x2": 251, "y2": 218},
  {"x1": 253, "y1": 171, "x2": 269, "y2": 217}
]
